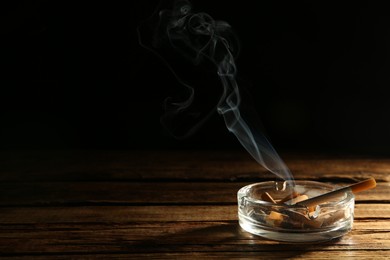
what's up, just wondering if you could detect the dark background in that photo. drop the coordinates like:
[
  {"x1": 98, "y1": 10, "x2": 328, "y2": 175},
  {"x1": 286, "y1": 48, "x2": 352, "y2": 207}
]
[{"x1": 2, "y1": 1, "x2": 390, "y2": 155}]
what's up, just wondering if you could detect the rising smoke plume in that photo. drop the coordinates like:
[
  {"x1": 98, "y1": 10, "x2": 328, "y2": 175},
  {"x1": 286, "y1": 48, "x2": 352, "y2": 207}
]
[{"x1": 138, "y1": 0, "x2": 293, "y2": 181}]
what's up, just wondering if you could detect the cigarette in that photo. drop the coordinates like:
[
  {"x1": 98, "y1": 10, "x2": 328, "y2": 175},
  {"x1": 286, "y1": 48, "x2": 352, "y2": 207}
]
[{"x1": 296, "y1": 178, "x2": 376, "y2": 207}]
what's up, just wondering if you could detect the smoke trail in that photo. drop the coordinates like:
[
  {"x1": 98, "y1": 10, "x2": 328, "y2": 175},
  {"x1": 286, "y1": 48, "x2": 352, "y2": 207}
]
[{"x1": 138, "y1": 1, "x2": 293, "y2": 181}]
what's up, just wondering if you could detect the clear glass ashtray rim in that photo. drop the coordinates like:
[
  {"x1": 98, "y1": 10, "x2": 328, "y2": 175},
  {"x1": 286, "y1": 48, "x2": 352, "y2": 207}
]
[
  {"x1": 237, "y1": 180, "x2": 355, "y2": 242},
  {"x1": 237, "y1": 180, "x2": 355, "y2": 210}
]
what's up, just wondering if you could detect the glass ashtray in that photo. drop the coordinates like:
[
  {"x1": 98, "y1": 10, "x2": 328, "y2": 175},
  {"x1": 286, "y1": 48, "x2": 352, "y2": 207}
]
[{"x1": 237, "y1": 181, "x2": 355, "y2": 242}]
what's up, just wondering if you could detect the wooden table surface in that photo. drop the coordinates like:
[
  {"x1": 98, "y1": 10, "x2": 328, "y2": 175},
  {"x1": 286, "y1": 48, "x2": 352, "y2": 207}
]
[{"x1": 0, "y1": 150, "x2": 389, "y2": 259}]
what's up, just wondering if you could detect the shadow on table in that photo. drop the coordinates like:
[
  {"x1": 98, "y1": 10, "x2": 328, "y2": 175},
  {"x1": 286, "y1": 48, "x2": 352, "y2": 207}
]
[{"x1": 131, "y1": 221, "x2": 342, "y2": 257}]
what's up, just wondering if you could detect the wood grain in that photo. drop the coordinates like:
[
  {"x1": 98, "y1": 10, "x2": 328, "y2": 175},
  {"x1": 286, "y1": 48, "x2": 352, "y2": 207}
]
[
  {"x1": 0, "y1": 182, "x2": 388, "y2": 206},
  {"x1": 0, "y1": 151, "x2": 389, "y2": 258},
  {"x1": 0, "y1": 205, "x2": 388, "y2": 224},
  {"x1": 1, "y1": 151, "x2": 390, "y2": 182},
  {"x1": 2, "y1": 251, "x2": 390, "y2": 259},
  {"x1": 0, "y1": 220, "x2": 389, "y2": 255}
]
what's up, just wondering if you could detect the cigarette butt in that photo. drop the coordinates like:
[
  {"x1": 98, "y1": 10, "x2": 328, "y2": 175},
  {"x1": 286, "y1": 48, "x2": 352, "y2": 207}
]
[
  {"x1": 279, "y1": 191, "x2": 300, "y2": 203},
  {"x1": 284, "y1": 195, "x2": 316, "y2": 213},
  {"x1": 296, "y1": 178, "x2": 377, "y2": 208},
  {"x1": 279, "y1": 192, "x2": 315, "y2": 212},
  {"x1": 308, "y1": 206, "x2": 316, "y2": 213},
  {"x1": 265, "y1": 211, "x2": 285, "y2": 226},
  {"x1": 268, "y1": 211, "x2": 284, "y2": 221},
  {"x1": 261, "y1": 192, "x2": 277, "y2": 203},
  {"x1": 284, "y1": 195, "x2": 309, "y2": 205},
  {"x1": 282, "y1": 210, "x2": 323, "y2": 229}
]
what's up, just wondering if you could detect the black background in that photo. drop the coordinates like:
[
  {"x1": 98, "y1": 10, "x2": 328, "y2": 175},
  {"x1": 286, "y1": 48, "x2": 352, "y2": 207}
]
[{"x1": 2, "y1": 1, "x2": 390, "y2": 155}]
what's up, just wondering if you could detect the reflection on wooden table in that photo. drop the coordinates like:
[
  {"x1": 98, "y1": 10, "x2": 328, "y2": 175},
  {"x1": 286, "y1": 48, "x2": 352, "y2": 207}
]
[{"x1": 0, "y1": 151, "x2": 389, "y2": 258}]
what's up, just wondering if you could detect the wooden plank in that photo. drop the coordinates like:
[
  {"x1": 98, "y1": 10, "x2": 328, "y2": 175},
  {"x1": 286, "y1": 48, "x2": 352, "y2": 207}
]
[
  {"x1": 0, "y1": 220, "x2": 389, "y2": 255},
  {"x1": 0, "y1": 151, "x2": 388, "y2": 258},
  {"x1": 1, "y1": 151, "x2": 390, "y2": 182},
  {"x1": 134, "y1": 251, "x2": 390, "y2": 260},
  {"x1": 5, "y1": 251, "x2": 390, "y2": 259},
  {"x1": 0, "y1": 182, "x2": 388, "y2": 206},
  {"x1": 0, "y1": 205, "x2": 389, "y2": 224}
]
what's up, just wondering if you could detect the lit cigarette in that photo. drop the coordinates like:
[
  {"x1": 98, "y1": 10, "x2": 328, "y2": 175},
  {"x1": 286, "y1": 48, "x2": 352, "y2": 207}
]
[{"x1": 296, "y1": 178, "x2": 376, "y2": 207}]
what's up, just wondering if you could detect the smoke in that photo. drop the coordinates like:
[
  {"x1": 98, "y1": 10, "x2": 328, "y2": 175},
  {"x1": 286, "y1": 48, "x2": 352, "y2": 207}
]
[{"x1": 138, "y1": 1, "x2": 293, "y2": 181}]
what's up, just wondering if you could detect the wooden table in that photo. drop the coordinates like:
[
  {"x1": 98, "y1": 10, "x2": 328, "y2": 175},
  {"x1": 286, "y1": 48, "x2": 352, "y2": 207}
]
[{"x1": 0, "y1": 150, "x2": 389, "y2": 258}]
